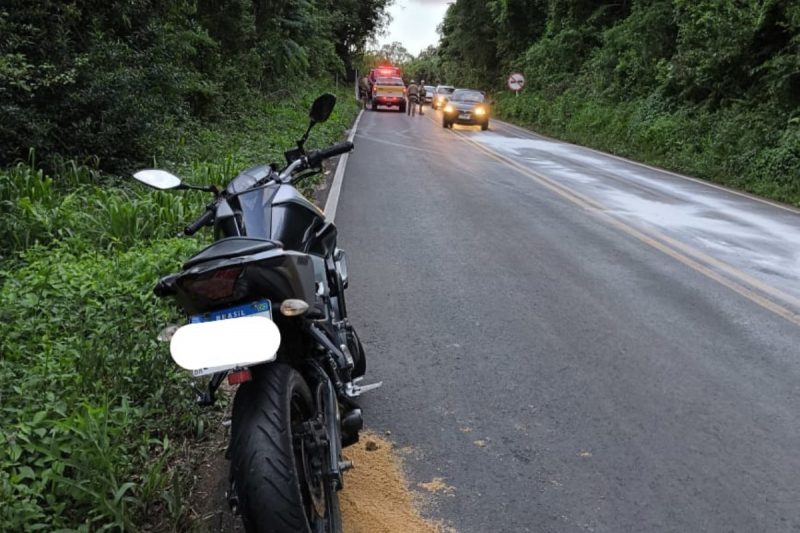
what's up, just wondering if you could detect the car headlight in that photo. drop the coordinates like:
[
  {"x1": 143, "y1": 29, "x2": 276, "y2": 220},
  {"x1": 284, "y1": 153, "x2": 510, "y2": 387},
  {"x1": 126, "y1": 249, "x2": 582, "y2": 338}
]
[
  {"x1": 444, "y1": 104, "x2": 455, "y2": 113},
  {"x1": 475, "y1": 107, "x2": 486, "y2": 116}
]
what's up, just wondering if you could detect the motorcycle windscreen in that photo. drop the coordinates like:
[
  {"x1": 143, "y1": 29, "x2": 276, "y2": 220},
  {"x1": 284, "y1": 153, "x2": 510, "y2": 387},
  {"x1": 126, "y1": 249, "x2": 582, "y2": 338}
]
[{"x1": 170, "y1": 315, "x2": 280, "y2": 372}]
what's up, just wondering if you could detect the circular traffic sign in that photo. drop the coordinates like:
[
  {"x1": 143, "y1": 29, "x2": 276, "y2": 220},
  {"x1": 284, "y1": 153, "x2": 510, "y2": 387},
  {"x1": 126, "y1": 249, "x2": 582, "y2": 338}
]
[{"x1": 508, "y1": 72, "x2": 525, "y2": 92}]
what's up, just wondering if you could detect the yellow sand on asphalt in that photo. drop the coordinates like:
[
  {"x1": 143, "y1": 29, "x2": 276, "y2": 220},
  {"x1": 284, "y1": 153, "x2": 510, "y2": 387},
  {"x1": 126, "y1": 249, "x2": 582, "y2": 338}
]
[{"x1": 340, "y1": 432, "x2": 446, "y2": 533}]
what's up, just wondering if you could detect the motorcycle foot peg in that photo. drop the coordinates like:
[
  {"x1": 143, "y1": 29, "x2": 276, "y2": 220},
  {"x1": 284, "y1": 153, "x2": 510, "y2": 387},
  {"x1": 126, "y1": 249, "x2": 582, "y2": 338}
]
[
  {"x1": 338, "y1": 460, "x2": 354, "y2": 472},
  {"x1": 345, "y1": 377, "x2": 383, "y2": 398}
]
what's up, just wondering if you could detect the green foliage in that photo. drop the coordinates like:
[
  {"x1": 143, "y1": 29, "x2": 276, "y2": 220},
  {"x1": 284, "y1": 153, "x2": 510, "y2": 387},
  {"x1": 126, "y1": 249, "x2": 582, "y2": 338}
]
[
  {"x1": 402, "y1": 46, "x2": 443, "y2": 85},
  {"x1": 0, "y1": 162, "x2": 205, "y2": 256},
  {"x1": 437, "y1": 0, "x2": 800, "y2": 205},
  {"x1": 586, "y1": 0, "x2": 677, "y2": 98},
  {"x1": 438, "y1": 0, "x2": 500, "y2": 88},
  {"x1": 488, "y1": 0, "x2": 548, "y2": 61},
  {"x1": 324, "y1": 0, "x2": 393, "y2": 72},
  {"x1": 1, "y1": 84, "x2": 358, "y2": 259},
  {"x1": 0, "y1": 0, "x2": 387, "y2": 172},
  {"x1": 0, "y1": 239, "x2": 200, "y2": 530}
]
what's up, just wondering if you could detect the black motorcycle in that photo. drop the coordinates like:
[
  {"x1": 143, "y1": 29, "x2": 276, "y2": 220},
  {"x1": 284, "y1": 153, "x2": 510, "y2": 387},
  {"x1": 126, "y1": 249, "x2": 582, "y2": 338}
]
[{"x1": 133, "y1": 94, "x2": 379, "y2": 533}]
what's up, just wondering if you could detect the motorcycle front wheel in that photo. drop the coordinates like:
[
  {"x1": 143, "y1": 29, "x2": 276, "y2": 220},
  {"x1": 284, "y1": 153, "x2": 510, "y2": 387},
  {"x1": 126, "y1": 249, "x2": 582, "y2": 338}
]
[{"x1": 229, "y1": 363, "x2": 341, "y2": 533}]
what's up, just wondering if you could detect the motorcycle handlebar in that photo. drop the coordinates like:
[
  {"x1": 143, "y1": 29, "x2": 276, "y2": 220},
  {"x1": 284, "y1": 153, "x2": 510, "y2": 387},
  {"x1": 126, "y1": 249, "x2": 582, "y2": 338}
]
[
  {"x1": 306, "y1": 141, "x2": 354, "y2": 168},
  {"x1": 184, "y1": 207, "x2": 215, "y2": 236}
]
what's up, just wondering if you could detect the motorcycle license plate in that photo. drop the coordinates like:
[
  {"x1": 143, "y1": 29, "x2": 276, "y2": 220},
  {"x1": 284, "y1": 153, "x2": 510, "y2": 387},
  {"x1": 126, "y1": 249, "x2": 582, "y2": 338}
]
[
  {"x1": 188, "y1": 300, "x2": 273, "y2": 376},
  {"x1": 190, "y1": 299, "x2": 272, "y2": 324}
]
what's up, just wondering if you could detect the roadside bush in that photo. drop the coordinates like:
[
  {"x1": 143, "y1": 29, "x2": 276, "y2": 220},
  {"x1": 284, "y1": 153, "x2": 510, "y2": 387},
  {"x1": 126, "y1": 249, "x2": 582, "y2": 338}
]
[
  {"x1": 0, "y1": 172, "x2": 206, "y2": 256},
  {"x1": 0, "y1": 239, "x2": 200, "y2": 530},
  {"x1": 748, "y1": 124, "x2": 800, "y2": 199}
]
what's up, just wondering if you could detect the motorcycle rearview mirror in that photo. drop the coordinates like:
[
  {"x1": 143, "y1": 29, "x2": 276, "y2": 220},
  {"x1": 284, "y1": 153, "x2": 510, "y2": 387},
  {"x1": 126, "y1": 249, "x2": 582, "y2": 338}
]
[
  {"x1": 133, "y1": 169, "x2": 182, "y2": 190},
  {"x1": 134, "y1": 169, "x2": 217, "y2": 194},
  {"x1": 296, "y1": 93, "x2": 337, "y2": 151},
  {"x1": 309, "y1": 93, "x2": 336, "y2": 124}
]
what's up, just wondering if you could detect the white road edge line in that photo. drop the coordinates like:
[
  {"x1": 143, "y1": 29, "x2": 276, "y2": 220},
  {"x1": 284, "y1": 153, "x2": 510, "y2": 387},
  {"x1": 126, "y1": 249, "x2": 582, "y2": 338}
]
[{"x1": 324, "y1": 109, "x2": 364, "y2": 222}]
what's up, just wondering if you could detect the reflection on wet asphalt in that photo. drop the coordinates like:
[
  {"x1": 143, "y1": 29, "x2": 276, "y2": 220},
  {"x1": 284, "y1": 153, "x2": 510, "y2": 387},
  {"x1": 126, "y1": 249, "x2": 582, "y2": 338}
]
[{"x1": 473, "y1": 128, "x2": 800, "y2": 302}]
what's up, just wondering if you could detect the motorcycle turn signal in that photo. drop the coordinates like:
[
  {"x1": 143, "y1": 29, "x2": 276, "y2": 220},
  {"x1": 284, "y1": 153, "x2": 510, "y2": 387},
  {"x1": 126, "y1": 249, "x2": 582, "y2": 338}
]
[{"x1": 280, "y1": 299, "x2": 310, "y2": 317}]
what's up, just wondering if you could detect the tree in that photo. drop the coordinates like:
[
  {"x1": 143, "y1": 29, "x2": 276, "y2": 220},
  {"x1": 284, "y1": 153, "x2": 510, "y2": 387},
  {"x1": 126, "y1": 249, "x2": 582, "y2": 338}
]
[
  {"x1": 437, "y1": 0, "x2": 499, "y2": 87},
  {"x1": 376, "y1": 41, "x2": 414, "y2": 66},
  {"x1": 0, "y1": 0, "x2": 391, "y2": 169},
  {"x1": 324, "y1": 0, "x2": 393, "y2": 79}
]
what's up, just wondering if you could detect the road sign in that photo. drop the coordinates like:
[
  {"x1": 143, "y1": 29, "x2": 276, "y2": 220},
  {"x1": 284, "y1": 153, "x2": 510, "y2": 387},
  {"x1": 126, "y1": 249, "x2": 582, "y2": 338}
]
[{"x1": 508, "y1": 72, "x2": 525, "y2": 94}]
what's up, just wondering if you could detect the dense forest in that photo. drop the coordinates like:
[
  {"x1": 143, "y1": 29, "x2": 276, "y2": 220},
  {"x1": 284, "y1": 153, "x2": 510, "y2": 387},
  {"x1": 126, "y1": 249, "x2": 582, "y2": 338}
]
[
  {"x1": 406, "y1": 0, "x2": 800, "y2": 204},
  {"x1": 0, "y1": 0, "x2": 389, "y2": 171},
  {"x1": 0, "y1": 1, "x2": 387, "y2": 530}
]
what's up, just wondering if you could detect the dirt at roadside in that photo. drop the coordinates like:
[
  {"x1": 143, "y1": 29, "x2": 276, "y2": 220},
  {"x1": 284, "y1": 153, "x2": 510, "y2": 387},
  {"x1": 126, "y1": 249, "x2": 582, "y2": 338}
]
[
  {"x1": 340, "y1": 433, "x2": 445, "y2": 533},
  {"x1": 186, "y1": 414, "x2": 444, "y2": 533}
]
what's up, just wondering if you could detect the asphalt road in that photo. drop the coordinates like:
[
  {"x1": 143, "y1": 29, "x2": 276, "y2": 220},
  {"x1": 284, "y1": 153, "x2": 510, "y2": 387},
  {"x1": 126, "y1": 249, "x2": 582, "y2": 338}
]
[{"x1": 334, "y1": 107, "x2": 800, "y2": 532}]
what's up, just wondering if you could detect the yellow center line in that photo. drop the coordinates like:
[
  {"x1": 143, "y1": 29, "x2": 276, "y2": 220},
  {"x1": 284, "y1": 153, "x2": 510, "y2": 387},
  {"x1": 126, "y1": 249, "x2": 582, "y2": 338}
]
[{"x1": 425, "y1": 111, "x2": 800, "y2": 327}]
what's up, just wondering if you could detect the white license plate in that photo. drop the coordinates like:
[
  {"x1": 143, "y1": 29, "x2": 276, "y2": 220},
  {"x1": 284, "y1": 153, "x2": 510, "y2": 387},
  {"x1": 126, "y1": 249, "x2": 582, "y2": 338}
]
[
  {"x1": 188, "y1": 299, "x2": 273, "y2": 376},
  {"x1": 459, "y1": 113, "x2": 470, "y2": 119}
]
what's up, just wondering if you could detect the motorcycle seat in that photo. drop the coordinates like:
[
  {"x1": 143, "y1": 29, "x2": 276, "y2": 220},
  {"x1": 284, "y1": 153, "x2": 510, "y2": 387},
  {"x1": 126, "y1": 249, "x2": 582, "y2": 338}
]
[{"x1": 183, "y1": 237, "x2": 282, "y2": 269}]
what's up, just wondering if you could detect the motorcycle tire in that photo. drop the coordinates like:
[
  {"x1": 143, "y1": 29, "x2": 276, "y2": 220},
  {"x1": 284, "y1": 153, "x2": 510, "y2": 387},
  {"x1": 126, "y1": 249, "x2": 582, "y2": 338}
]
[{"x1": 229, "y1": 364, "x2": 341, "y2": 533}]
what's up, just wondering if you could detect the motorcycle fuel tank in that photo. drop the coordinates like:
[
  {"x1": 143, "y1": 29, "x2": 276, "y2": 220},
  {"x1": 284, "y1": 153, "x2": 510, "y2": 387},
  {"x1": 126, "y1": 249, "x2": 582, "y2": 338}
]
[{"x1": 223, "y1": 183, "x2": 327, "y2": 254}]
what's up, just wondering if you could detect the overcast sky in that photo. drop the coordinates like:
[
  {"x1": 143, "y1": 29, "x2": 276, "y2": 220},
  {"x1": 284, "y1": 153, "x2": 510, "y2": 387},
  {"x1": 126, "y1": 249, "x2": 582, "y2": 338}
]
[{"x1": 377, "y1": 0, "x2": 452, "y2": 56}]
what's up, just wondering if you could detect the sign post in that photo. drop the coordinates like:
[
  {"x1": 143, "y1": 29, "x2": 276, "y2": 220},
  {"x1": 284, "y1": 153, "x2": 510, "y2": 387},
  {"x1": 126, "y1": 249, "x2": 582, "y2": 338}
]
[{"x1": 507, "y1": 72, "x2": 525, "y2": 97}]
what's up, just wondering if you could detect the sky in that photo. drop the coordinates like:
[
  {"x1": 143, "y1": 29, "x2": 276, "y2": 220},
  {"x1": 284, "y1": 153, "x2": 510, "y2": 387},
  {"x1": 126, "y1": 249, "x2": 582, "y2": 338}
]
[{"x1": 377, "y1": 0, "x2": 452, "y2": 56}]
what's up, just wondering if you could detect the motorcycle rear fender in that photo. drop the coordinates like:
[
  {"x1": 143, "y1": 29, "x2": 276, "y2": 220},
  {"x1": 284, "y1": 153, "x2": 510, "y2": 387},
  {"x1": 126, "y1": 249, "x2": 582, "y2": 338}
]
[
  {"x1": 170, "y1": 315, "x2": 280, "y2": 372},
  {"x1": 172, "y1": 248, "x2": 318, "y2": 315}
]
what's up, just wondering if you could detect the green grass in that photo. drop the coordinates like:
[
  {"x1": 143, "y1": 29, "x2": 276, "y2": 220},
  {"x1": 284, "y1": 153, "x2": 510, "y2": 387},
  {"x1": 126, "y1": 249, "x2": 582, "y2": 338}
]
[{"x1": 0, "y1": 83, "x2": 359, "y2": 531}]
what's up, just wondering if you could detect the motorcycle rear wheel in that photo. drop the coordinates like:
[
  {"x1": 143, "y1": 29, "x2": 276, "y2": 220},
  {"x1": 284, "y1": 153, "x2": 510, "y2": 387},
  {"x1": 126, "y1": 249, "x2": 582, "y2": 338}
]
[{"x1": 229, "y1": 364, "x2": 341, "y2": 533}]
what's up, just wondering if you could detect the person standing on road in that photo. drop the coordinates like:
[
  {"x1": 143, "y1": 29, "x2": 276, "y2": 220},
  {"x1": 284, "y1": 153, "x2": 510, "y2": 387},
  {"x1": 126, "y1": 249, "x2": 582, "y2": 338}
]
[
  {"x1": 407, "y1": 80, "x2": 420, "y2": 117},
  {"x1": 417, "y1": 80, "x2": 426, "y2": 116},
  {"x1": 359, "y1": 76, "x2": 370, "y2": 108}
]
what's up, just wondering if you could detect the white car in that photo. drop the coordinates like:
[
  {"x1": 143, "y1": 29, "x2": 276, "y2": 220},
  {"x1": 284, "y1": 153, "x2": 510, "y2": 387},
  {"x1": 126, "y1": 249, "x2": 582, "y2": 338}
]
[
  {"x1": 423, "y1": 85, "x2": 435, "y2": 104},
  {"x1": 432, "y1": 85, "x2": 455, "y2": 109}
]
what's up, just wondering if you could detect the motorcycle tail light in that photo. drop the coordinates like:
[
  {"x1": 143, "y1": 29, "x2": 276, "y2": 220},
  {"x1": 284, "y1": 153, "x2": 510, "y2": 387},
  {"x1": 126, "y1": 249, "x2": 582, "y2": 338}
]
[{"x1": 183, "y1": 266, "x2": 243, "y2": 300}]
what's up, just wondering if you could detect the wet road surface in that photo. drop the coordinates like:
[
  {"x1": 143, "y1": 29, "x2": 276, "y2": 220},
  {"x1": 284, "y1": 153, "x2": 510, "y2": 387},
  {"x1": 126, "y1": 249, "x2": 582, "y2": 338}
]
[{"x1": 334, "y1": 108, "x2": 800, "y2": 532}]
